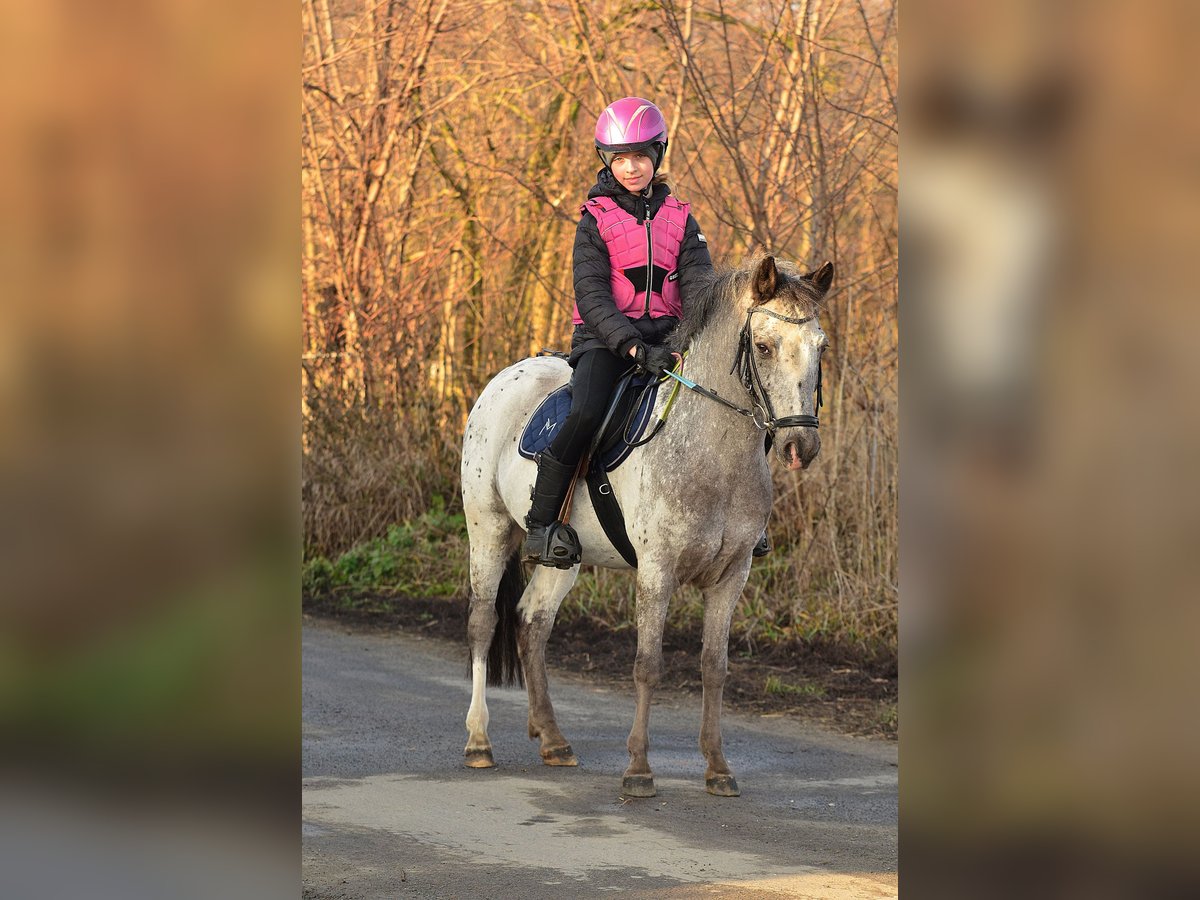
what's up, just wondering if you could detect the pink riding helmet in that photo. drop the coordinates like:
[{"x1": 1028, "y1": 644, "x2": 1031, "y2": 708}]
[{"x1": 594, "y1": 97, "x2": 668, "y2": 170}]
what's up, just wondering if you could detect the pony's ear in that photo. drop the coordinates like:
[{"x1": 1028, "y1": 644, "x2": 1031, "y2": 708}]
[
  {"x1": 805, "y1": 260, "x2": 834, "y2": 295},
  {"x1": 753, "y1": 256, "x2": 778, "y2": 305}
]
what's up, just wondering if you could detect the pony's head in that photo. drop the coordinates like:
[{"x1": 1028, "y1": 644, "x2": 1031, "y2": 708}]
[{"x1": 744, "y1": 255, "x2": 833, "y2": 471}]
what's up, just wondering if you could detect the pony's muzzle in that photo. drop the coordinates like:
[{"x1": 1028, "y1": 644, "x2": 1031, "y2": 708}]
[{"x1": 780, "y1": 430, "x2": 820, "y2": 471}]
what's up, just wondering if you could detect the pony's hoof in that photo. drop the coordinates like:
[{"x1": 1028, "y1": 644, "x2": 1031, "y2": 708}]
[
  {"x1": 463, "y1": 748, "x2": 495, "y2": 768},
  {"x1": 705, "y1": 774, "x2": 740, "y2": 797},
  {"x1": 621, "y1": 774, "x2": 657, "y2": 798},
  {"x1": 541, "y1": 745, "x2": 578, "y2": 766}
]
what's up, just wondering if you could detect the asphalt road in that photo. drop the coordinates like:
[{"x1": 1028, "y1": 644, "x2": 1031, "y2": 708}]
[{"x1": 302, "y1": 618, "x2": 897, "y2": 899}]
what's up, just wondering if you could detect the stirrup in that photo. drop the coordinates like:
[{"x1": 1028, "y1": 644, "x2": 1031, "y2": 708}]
[{"x1": 525, "y1": 521, "x2": 581, "y2": 569}]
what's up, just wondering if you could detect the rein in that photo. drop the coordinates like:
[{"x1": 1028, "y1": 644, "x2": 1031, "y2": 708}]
[{"x1": 663, "y1": 305, "x2": 822, "y2": 434}]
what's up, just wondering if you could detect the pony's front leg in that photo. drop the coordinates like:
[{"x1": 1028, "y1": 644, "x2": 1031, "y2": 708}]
[
  {"x1": 518, "y1": 566, "x2": 580, "y2": 766},
  {"x1": 622, "y1": 568, "x2": 676, "y2": 798},
  {"x1": 698, "y1": 559, "x2": 753, "y2": 796}
]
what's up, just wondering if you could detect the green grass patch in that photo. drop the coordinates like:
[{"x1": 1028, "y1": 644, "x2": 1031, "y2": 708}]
[
  {"x1": 764, "y1": 674, "x2": 827, "y2": 698},
  {"x1": 302, "y1": 496, "x2": 468, "y2": 598}
]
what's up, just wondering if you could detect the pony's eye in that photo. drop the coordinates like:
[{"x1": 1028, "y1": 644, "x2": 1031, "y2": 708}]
[{"x1": 755, "y1": 342, "x2": 771, "y2": 357}]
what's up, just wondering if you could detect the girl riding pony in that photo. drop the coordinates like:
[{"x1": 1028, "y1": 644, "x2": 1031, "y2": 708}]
[{"x1": 522, "y1": 97, "x2": 715, "y2": 567}]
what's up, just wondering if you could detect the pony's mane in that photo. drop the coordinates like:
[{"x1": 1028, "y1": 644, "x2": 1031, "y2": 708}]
[{"x1": 669, "y1": 254, "x2": 823, "y2": 352}]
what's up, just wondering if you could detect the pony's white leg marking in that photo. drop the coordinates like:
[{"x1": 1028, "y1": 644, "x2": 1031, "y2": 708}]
[
  {"x1": 698, "y1": 558, "x2": 753, "y2": 796},
  {"x1": 622, "y1": 567, "x2": 678, "y2": 797},
  {"x1": 462, "y1": 519, "x2": 514, "y2": 768},
  {"x1": 464, "y1": 656, "x2": 491, "y2": 764},
  {"x1": 517, "y1": 565, "x2": 580, "y2": 765}
]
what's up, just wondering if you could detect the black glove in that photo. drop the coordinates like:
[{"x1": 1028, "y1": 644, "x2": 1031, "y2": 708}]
[{"x1": 634, "y1": 343, "x2": 677, "y2": 377}]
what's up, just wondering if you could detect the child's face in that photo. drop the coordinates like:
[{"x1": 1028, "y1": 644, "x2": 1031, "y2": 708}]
[{"x1": 610, "y1": 151, "x2": 654, "y2": 193}]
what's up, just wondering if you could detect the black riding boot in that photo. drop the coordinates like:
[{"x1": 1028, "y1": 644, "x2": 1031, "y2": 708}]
[{"x1": 522, "y1": 452, "x2": 582, "y2": 568}]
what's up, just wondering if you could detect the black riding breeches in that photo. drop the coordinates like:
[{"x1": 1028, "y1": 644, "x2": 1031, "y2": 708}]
[{"x1": 547, "y1": 347, "x2": 632, "y2": 466}]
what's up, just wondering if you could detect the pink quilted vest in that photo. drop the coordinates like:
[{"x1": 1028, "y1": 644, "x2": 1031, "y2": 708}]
[{"x1": 572, "y1": 195, "x2": 691, "y2": 324}]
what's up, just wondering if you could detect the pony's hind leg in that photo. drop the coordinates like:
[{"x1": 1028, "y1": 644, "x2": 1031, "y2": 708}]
[
  {"x1": 517, "y1": 565, "x2": 581, "y2": 765},
  {"x1": 464, "y1": 524, "x2": 523, "y2": 768},
  {"x1": 697, "y1": 560, "x2": 753, "y2": 796}
]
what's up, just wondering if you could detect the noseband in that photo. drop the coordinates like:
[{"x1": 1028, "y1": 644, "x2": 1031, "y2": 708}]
[{"x1": 731, "y1": 306, "x2": 823, "y2": 431}]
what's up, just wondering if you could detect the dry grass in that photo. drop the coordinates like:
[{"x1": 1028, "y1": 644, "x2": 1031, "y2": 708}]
[
  {"x1": 754, "y1": 391, "x2": 899, "y2": 659},
  {"x1": 302, "y1": 384, "x2": 461, "y2": 559}
]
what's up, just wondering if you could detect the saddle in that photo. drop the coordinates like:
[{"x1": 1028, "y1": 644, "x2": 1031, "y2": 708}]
[
  {"x1": 518, "y1": 372, "x2": 661, "y2": 472},
  {"x1": 519, "y1": 366, "x2": 667, "y2": 568}
]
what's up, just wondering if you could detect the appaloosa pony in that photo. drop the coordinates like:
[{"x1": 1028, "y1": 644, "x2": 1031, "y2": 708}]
[{"x1": 461, "y1": 255, "x2": 831, "y2": 797}]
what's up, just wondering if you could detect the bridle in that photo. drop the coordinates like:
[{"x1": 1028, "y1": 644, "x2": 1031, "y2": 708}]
[
  {"x1": 662, "y1": 304, "x2": 823, "y2": 434},
  {"x1": 731, "y1": 305, "x2": 823, "y2": 431}
]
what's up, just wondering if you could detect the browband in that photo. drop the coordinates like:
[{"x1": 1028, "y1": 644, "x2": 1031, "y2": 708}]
[{"x1": 751, "y1": 306, "x2": 813, "y2": 326}]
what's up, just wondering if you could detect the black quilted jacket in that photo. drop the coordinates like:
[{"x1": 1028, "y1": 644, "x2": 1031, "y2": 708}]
[{"x1": 569, "y1": 168, "x2": 713, "y2": 365}]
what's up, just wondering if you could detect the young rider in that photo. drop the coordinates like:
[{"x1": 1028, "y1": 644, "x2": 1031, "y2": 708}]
[{"x1": 522, "y1": 97, "x2": 715, "y2": 567}]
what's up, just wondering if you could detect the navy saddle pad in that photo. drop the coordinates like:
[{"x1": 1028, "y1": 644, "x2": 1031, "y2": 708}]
[{"x1": 519, "y1": 374, "x2": 661, "y2": 472}]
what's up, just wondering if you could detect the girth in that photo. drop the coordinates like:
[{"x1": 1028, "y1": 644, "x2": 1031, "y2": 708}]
[{"x1": 582, "y1": 367, "x2": 650, "y2": 568}]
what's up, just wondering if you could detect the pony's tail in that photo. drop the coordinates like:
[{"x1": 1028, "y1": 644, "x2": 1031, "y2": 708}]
[{"x1": 487, "y1": 551, "x2": 525, "y2": 687}]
